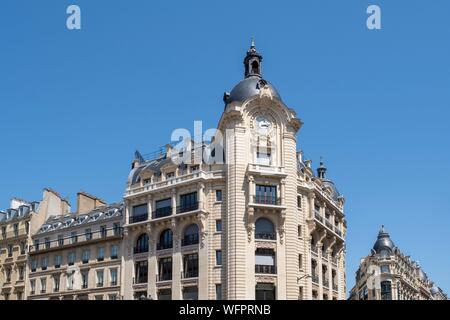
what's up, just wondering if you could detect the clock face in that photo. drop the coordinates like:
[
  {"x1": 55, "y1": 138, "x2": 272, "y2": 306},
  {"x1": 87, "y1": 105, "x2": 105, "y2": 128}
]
[{"x1": 256, "y1": 116, "x2": 271, "y2": 132}]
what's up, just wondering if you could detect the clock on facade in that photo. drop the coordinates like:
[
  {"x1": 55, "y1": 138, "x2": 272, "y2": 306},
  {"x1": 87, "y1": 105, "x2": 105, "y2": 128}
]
[{"x1": 255, "y1": 116, "x2": 272, "y2": 134}]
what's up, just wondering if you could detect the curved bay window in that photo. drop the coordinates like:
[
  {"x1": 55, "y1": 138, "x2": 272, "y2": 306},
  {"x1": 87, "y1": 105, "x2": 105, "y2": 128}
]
[
  {"x1": 135, "y1": 233, "x2": 149, "y2": 254},
  {"x1": 182, "y1": 224, "x2": 199, "y2": 246},
  {"x1": 255, "y1": 218, "x2": 276, "y2": 240},
  {"x1": 380, "y1": 281, "x2": 392, "y2": 300},
  {"x1": 157, "y1": 229, "x2": 173, "y2": 250}
]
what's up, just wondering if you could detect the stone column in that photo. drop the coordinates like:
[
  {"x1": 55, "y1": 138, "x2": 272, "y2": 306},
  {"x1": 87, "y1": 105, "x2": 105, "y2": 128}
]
[
  {"x1": 171, "y1": 219, "x2": 182, "y2": 299},
  {"x1": 171, "y1": 188, "x2": 177, "y2": 215}
]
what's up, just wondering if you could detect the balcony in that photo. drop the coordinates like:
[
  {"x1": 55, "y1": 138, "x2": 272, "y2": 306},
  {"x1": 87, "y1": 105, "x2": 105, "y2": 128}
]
[
  {"x1": 157, "y1": 242, "x2": 173, "y2": 251},
  {"x1": 253, "y1": 195, "x2": 281, "y2": 206},
  {"x1": 255, "y1": 232, "x2": 276, "y2": 241},
  {"x1": 314, "y1": 211, "x2": 323, "y2": 222},
  {"x1": 247, "y1": 164, "x2": 286, "y2": 176},
  {"x1": 134, "y1": 246, "x2": 149, "y2": 254},
  {"x1": 255, "y1": 265, "x2": 276, "y2": 274},
  {"x1": 325, "y1": 220, "x2": 333, "y2": 230},
  {"x1": 181, "y1": 234, "x2": 199, "y2": 246},
  {"x1": 311, "y1": 245, "x2": 318, "y2": 255},
  {"x1": 323, "y1": 279, "x2": 329, "y2": 288},
  {"x1": 335, "y1": 227, "x2": 342, "y2": 237},
  {"x1": 129, "y1": 214, "x2": 148, "y2": 224},
  {"x1": 29, "y1": 227, "x2": 123, "y2": 253},
  {"x1": 158, "y1": 273, "x2": 172, "y2": 282},
  {"x1": 183, "y1": 270, "x2": 199, "y2": 279},
  {"x1": 125, "y1": 171, "x2": 209, "y2": 197},
  {"x1": 177, "y1": 202, "x2": 199, "y2": 214},
  {"x1": 152, "y1": 207, "x2": 172, "y2": 219}
]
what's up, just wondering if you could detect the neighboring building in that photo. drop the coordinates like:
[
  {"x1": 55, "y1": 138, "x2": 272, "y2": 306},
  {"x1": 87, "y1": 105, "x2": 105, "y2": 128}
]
[
  {"x1": 350, "y1": 226, "x2": 447, "y2": 300},
  {"x1": 27, "y1": 192, "x2": 124, "y2": 300},
  {"x1": 0, "y1": 189, "x2": 68, "y2": 300},
  {"x1": 122, "y1": 42, "x2": 347, "y2": 300}
]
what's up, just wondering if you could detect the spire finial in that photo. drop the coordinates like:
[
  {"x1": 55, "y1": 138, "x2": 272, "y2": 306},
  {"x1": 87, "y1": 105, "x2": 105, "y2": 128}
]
[
  {"x1": 251, "y1": 37, "x2": 255, "y2": 48},
  {"x1": 317, "y1": 156, "x2": 327, "y2": 179}
]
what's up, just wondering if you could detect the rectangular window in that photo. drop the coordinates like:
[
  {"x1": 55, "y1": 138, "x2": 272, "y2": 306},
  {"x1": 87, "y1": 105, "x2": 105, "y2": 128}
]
[
  {"x1": 191, "y1": 165, "x2": 199, "y2": 172},
  {"x1": 67, "y1": 272, "x2": 74, "y2": 290},
  {"x1": 216, "y1": 284, "x2": 222, "y2": 300},
  {"x1": 45, "y1": 237, "x2": 51, "y2": 249},
  {"x1": 255, "y1": 185, "x2": 277, "y2": 205},
  {"x1": 183, "y1": 253, "x2": 199, "y2": 278},
  {"x1": 109, "y1": 294, "x2": 117, "y2": 300},
  {"x1": 18, "y1": 265, "x2": 24, "y2": 280},
  {"x1": 97, "y1": 247, "x2": 105, "y2": 261},
  {"x1": 96, "y1": 270, "x2": 104, "y2": 287},
  {"x1": 154, "y1": 198, "x2": 172, "y2": 218},
  {"x1": 31, "y1": 259, "x2": 38, "y2": 272},
  {"x1": 41, "y1": 256, "x2": 48, "y2": 270},
  {"x1": 110, "y1": 268, "x2": 118, "y2": 286},
  {"x1": 299, "y1": 254, "x2": 303, "y2": 270},
  {"x1": 13, "y1": 223, "x2": 19, "y2": 237},
  {"x1": 7, "y1": 244, "x2": 13, "y2": 257},
  {"x1": 54, "y1": 255, "x2": 62, "y2": 268},
  {"x1": 1, "y1": 226, "x2": 6, "y2": 238},
  {"x1": 216, "y1": 250, "x2": 222, "y2": 266},
  {"x1": 113, "y1": 223, "x2": 121, "y2": 236},
  {"x1": 100, "y1": 225, "x2": 107, "y2": 238},
  {"x1": 68, "y1": 252, "x2": 76, "y2": 265},
  {"x1": 215, "y1": 219, "x2": 222, "y2": 232},
  {"x1": 30, "y1": 279, "x2": 36, "y2": 294},
  {"x1": 53, "y1": 276, "x2": 60, "y2": 292},
  {"x1": 381, "y1": 265, "x2": 390, "y2": 274},
  {"x1": 131, "y1": 204, "x2": 148, "y2": 223},
  {"x1": 71, "y1": 231, "x2": 78, "y2": 244},
  {"x1": 34, "y1": 239, "x2": 40, "y2": 251},
  {"x1": 111, "y1": 245, "x2": 119, "y2": 259},
  {"x1": 158, "y1": 257, "x2": 172, "y2": 281},
  {"x1": 20, "y1": 241, "x2": 26, "y2": 254},
  {"x1": 178, "y1": 192, "x2": 198, "y2": 213},
  {"x1": 298, "y1": 225, "x2": 302, "y2": 238},
  {"x1": 135, "y1": 261, "x2": 148, "y2": 283},
  {"x1": 215, "y1": 190, "x2": 222, "y2": 202},
  {"x1": 85, "y1": 228, "x2": 92, "y2": 241},
  {"x1": 297, "y1": 195, "x2": 302, "y2": 208},
  {"x1": 82, "y1": 249, "x2": 90, "y2": 264},
  {"x1": 40, "y1": 278, "x2": 46, "y2": 293},
  {"x1": 81, "y1": 271, "x2": 88, "y2": 289},
  {"x1": 58, "y1": 234, "x2": 64, "y2": 246},
  {"x1": 256, "y1": 149, "x2": 271, "y2": 165},
  {"x1": 5, "y1": 267, "x2": 11, "y2": 282}
]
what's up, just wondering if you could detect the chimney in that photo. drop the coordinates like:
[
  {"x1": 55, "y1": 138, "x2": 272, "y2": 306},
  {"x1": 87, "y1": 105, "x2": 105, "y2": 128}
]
[
  {"x1": 61, "y1": 199, "x2": 71, "y2": 215},
  {"x1": 76, "y1": 192, "x2": 106, "y2": 215}
]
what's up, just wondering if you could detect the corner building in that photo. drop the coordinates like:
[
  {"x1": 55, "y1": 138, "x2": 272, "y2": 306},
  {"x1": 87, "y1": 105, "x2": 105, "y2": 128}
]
[
  {"x1": 350, "y1": 226, "x2": 447, "y2": 300},
  {"x1": 123, "y1": 43, "x2": 347, "y2": 300}
]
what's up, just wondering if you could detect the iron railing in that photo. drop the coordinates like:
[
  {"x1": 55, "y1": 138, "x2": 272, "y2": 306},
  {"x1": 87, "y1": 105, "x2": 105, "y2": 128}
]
[{"x1": 255, "y1": 265, "x2": 276, "y2": 274}]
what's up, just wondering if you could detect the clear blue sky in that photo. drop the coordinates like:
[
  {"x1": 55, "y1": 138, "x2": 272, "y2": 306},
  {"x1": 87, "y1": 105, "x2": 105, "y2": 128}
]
[{"x1": 1, "y1": 0, "x2": 449, "y2": 295}]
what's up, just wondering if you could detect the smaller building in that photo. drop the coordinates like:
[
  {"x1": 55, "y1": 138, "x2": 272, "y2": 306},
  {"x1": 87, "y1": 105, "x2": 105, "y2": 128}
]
[
  {"x1": 350, "y1": 226, "x2": 447, "y2": 300},
  {"x1": 28, "y1": 192, "x2": 124, "y2": 300}
]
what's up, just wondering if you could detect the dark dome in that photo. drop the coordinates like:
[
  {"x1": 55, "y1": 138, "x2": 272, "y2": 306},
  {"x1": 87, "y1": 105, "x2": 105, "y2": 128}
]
[
  {"x1": 322, "y1": 180, "x2": 341, "y2": 201},
  {"x1": 228, "y1": 76, "x2": 281, "y2": 104},
  {"x1": 373, "y1": 226, "x2": 395, "y2": 254}
]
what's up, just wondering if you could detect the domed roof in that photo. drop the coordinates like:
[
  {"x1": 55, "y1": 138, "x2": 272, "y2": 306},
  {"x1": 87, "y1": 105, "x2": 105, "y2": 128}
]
[
  {"x1": 417, "y1": 268, "x2": 427, "y2": 281},
  {"x1": 322, "y1": 180, "x2": 341, "y2": 201},
  {"x1": 373, "y1": 226, "x2": 395, "y2": 254},
  {"x1": 228, "y1": 76, "x2": 282, "y2": 104},
  {"x1": 431, "y1": 286, "x2": 439, "y2": 295}
]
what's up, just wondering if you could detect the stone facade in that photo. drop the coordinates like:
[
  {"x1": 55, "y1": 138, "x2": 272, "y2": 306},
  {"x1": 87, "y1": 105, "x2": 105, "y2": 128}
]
[
  {"x1": 121, "y1": 43, "x2": 347, "y2": 300},
  {"x1": 349, "y1": 226, "x2": 448, "y2": 300}
]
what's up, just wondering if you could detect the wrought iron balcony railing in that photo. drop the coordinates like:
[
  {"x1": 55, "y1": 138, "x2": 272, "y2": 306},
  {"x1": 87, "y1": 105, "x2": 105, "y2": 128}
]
[
  {"x1": 255, "y1": 265, "x2": 276, "y2": 274},
  {"x1": 253, "y1": 195, "x2": 281, "y2": 205},
  {"x1": 152, "y1": 207, "x2": 172, "y2": 219},
  {"x1": 129, "y1": 214, "x2": 148, "y2": 224},
  {"x1": 255, "y1": 232, "x2": 276, "y2": 240},
  {"x1": 176, "y1": 202, "x2": 199, "y2": 214}
]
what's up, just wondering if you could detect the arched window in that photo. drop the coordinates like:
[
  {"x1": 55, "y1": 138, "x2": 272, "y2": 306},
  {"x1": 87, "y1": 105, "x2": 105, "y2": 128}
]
[
  {"x1": 158, "y1": 229, "x2": 173, "y2": 250},
  {"x1": 255, "y1": 218, "x2": 275, "y2": 240},
  {"x1": 182, "y1": 224, "x2": 199, "y2": 246},
  {"x1": 135, "y1": 234, "x2": 149, "y2": 253},
  {"x1": 380, "y1": 281, "x2": 392, "y2": 300}
]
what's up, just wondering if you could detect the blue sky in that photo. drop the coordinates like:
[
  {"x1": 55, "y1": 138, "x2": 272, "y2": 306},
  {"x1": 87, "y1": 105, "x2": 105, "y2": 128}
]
[{"x1": 1, "y1": 0, "x2": 449, "y2": 295}]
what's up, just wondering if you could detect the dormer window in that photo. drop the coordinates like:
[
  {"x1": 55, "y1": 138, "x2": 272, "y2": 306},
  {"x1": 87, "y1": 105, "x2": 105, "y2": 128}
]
[{"x1": 166, "y1": 172, "x2": 175, "y2": 179}]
